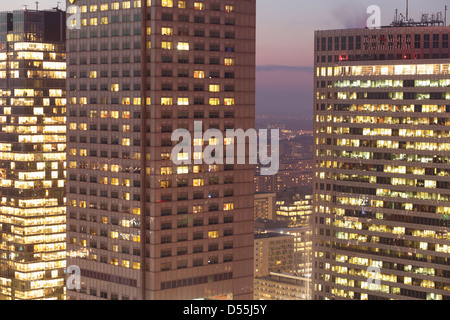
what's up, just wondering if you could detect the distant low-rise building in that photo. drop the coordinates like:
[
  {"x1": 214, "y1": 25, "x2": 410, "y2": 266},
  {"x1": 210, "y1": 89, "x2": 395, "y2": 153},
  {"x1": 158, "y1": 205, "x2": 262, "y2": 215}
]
[
  {"x1": 254, "y1": 193, "x2": 276, "y2": 220},
  {"x1": 254, "y1": 233, "x2": 295, "y2": 278},
  {"x1": 254, "y1": 272, "x2": 311, "y2": 300}
]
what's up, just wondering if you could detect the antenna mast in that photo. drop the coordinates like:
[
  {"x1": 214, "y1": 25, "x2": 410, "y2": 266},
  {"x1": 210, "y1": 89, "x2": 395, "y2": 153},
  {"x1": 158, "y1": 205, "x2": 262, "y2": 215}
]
[{"x1": 406, "y1": 0, "x2": 409, "y2": 21}]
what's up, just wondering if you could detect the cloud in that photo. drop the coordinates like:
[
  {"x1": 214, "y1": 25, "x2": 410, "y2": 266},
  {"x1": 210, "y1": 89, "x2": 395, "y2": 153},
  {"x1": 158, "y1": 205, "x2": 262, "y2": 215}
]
[
  {"x1": 256, "y1": 65, "x2": 314, "y2": 73},
  {"x1": 331, "y1": 0, "x2": 367, "y2": 29}
]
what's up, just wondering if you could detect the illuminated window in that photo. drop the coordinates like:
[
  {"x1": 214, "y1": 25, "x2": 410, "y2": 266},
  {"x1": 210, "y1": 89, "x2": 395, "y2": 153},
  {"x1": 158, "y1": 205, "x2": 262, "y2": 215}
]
[
  {"x1": 90, "y1": 18, "x2": 98, "y2": 26},
  {"x1": 161, "y1": 97, "x2": 173, "y2": 105},
  {"x1": 162, "y1": 41, "x2": 173, "y2": 50},
  {"x1": 178, "y1": 1, "x2": 186, "y2": 8},
  {"x1": 122, "y1": 1, "x2": 131, "y2": 9},
  {"x1": 209, "y1": 98, "x2": 220, "y2": 106},
  {"x1": 224, "y1": 203, "x2": 234, "y2": 211},
  {"x1": 193, "y1": 138, "x2": 203, "y2": 146},
  {"x1": 177, "y1": 166, "x2": 189, "y2": 174},
  {"x1": 100, "y1": 3, "x2": 109, "y2": 11},
  {"x1": 90, "y1": 5, "x2": 98, "y2": 12},
  {"x1": 161, "y1": 167, "x2": 173, "y2": 175},
  {"x1": 194, "y1": 2, "x2": 205, "y2": 10},
  {"x1": 162, "y1": 27, "x2": 173, "y2": 35},
  {"x1": 177, "y1": 42, "x2": 189, "y2": 50},
  {"x1": 177, "y1": 153, "x2": 190, "y2": 161},
  {"x1": 193, "y1": 179, "x2": 204, "y2": 187},
  {"x1": 208, "y1": 231, "x2": 219, "y2": 239},
  {"x1": 100, "y1": 17, "x2": 108, "y2": 25},
  {"x1": 162, "y1": 0, "x2": 173, "y2": 7},
  {"x1": 177, "y1": 97, "x2": 189, "y2": 105},
  {"x1": 111, "y1": 2, "x2": 120, "y2": 10},
  {"x1": 225, "y1": 5, "x2": 234, "y2": 12},
  {"x1": 224, "y1": 58, "x2": 235, "y2": 66},
  {"x1": 224, "y1": 98, "x2": 235, "y2": 106},
  {"x1": 134, "y1": 0, "x2": 142, "y2": 8},
  {"x1": 209, "y1": 85, "x2": 220, "y2": 92},
  {"x1": 194, "y1": 71, "x2": 205, "y2": 78}
]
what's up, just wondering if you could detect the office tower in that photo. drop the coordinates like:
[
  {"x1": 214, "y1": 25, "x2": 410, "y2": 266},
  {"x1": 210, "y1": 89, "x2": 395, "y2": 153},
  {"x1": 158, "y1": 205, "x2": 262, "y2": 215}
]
[
  {"x1": 66, "y1": 0, "x2": 255, "y2": 300},
  {"x1": 314, "y1": 24, "x2": 450, "y2": 300},
  {"x1": 276, "y1": 191, "x2": 313, "y2": 227},
  {"x1": 0, "y1": 9, "x2": 67, "y2": 300}
]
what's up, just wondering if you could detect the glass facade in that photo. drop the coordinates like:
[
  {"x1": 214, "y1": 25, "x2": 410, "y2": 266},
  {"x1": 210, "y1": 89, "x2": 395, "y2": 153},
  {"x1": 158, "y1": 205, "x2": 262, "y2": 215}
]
[
  {"x1": 0, "y1": 9, "x2": 66, "y2": 300},
  {"x1": 314, "y1": 27, "x2": 450, "y2": 300}
]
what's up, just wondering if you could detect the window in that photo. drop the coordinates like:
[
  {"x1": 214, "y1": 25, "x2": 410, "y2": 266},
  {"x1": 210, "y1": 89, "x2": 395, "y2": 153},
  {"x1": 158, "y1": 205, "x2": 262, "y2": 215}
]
[
  {"x1": 194, "y1": 2, "x2": 205, "y2": 10},
  {"x1": 209, "y1": 98, "x2": 220, "y2": 106},
  {"x1": 162, "y1": 27, "x2": 173, "y2": 36},
  {"x1": 177, "y1": 42, "x2": 190, "y2": 50},
  {"x1": 209, "y1": 85, "x2": 220, "y2": 92},
  {"x1": 161, "y1": 98, "x2": 173, "y2": 105},
  {"x1": 162, "y1": 0, "x2": 173, "y2": 7},
  {"x1": 177, "y1": 98, "x2": 189, "y2": 105},
  {"x1": 162, "y1": 41, "x2": 172, "y2": 49},
  {"x1": 224, "y1": 98, "x2": 235, "y2": 106},
  {"x1": 194, "y1": 71, "x2": 205, "y2": 78},
  {"x1": 224, "y1": 58, "x2": 234, "y2": 66}
]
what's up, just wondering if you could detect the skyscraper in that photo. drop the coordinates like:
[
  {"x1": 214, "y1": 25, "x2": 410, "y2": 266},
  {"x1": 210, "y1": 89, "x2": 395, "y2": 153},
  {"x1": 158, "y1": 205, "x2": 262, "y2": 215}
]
[
  {"x1": 314, "y1": 24, "x2": 450, "y2": 300},
  {"x1": 66, "y1": 0, "x2": 255, "y2": 300},
  {"x1": 0, "y1": 9, "x2": 67, "y2": 300}
]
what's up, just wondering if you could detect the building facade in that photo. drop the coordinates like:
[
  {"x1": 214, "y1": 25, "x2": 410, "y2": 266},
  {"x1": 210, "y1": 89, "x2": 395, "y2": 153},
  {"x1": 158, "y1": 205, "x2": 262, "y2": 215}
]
[
  {"x1": 254, "y1": 192, "x2": 276, "y2": 220},
  {"x1": 66, "y1": 0, "x2": 255, "y2": 300},
  {"x1": 254, "y1": 233, "x2": 295, "y2": 278},
  {"x1": 254, "y1": 272, "x2": 311, "y2": 300},
  {"x1": 314, "y1": 26, "x2": 450, "y2": 300},
  {"x1": 0, "y1": 9, "x2": 67, "y2": 300}
]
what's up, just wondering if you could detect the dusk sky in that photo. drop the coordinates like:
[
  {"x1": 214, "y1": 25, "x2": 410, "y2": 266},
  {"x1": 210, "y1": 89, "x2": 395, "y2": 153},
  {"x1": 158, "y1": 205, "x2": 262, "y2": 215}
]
[{"x1": 6, "y1": 0, "x2": 450, "y2": 117}]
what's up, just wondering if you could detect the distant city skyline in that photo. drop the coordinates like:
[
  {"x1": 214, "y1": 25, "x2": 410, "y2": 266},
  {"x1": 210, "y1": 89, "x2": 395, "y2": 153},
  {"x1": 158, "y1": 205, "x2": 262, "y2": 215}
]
[{"x1": 5, "y1": 0, "x2": 450, "y2": 118}]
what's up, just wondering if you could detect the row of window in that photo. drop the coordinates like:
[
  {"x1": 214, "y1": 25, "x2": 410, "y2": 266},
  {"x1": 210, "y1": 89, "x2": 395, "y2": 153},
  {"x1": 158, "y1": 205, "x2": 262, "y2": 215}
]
[
  {"x1": 317, "y1": 53, "x2": 450, "y2": 63},
  {"x1": 74, "y1": 1, "x2": 234, "y2": 13},
  {"x1": 71, "y1": 28, "x2": 234, "y2": 39},
  {"x1": 69, "y1": 51, "x2": 235, "y2": 66},
  {"x1": 317, "y1": 34, "x2": 450, "y2": 52},
  {"x1": 68, "y1": 96, "x2": 235, "y2": 106},
  {"x1": 68, "y1": 109, "x2": 234, "y2": 119}
]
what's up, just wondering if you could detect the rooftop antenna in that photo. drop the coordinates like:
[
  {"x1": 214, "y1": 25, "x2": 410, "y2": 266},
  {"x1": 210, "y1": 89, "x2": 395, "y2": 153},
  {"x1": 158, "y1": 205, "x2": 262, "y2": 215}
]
[
  {"x1": 445, "y1": 5, "x2": 448, "y2": 26},
  {"x1": 406, "y1": 0, "x2": 409, "y2": 22},
  {"x1": 57, "y1": 2, "x2": 61, "y2": 9},
  {"x1": 22, "y1": 5, "x2": 28, "y2": 10},
  {"x1": 35, "y1": 1, "x2": 39, "y2": 10}
]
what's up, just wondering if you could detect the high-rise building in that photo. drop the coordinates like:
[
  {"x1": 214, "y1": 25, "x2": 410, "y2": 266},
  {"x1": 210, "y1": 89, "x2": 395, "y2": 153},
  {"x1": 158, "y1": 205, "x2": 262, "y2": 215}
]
[
  {"x1": 314, "y1": 24, "x2": 450, "y2": 300},
  {"x1": 0, "y1": 9, "x2": 67, "y2": 300},
  {"x1": 66, "y1": 0, "x2": 255, "y2": 300}
]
